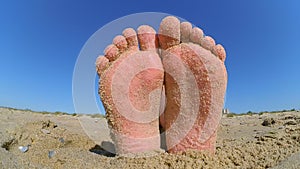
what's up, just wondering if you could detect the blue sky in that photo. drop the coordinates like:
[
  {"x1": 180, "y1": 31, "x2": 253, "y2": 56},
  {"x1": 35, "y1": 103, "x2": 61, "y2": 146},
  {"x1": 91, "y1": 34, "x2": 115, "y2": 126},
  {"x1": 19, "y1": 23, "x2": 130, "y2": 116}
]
[{"x1": 0, "y1": 0, "x2": 299, "y2": 114}]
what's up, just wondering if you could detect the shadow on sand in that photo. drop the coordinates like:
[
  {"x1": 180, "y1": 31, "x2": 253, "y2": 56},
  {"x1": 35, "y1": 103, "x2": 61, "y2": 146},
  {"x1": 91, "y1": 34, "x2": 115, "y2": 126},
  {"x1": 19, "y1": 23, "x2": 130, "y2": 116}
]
[{"x1": 89, "y1": 141, "x2": 116, "y2": 157}]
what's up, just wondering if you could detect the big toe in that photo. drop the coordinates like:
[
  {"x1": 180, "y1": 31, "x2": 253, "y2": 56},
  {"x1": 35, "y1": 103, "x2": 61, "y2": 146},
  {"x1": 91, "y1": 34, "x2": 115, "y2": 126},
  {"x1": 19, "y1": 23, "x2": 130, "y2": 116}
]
[
  {"x1": 137, "y1": 25, "x2": 158, "y2": 52},
  {"x1": 158, "y1": 16, "x2": 180, "y2": 50}
]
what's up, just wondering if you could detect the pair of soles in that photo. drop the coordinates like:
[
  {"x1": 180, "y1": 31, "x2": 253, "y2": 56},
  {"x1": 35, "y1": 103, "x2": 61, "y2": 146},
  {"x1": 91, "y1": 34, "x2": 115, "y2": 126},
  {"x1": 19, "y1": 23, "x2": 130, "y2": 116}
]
[{"x1": 96, "y1": 16, "x2": 227, "y2": 155}]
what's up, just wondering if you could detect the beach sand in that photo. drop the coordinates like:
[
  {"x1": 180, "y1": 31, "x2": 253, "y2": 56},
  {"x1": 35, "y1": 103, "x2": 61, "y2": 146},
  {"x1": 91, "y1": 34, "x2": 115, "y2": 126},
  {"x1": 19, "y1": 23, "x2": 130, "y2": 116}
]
[{"x1": 0, "y1": 107, "x2": 299, "y2": 169}]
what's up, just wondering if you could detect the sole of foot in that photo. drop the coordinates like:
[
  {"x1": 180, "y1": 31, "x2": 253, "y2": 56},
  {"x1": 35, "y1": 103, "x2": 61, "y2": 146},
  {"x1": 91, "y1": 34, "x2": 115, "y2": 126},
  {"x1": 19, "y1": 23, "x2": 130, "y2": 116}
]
[
  {"x1": 96, "y1": 26, "x2": 164, "y2": 155},
  {"x1": 158, "y1": 16, "x2": 227, "y2": 154}
]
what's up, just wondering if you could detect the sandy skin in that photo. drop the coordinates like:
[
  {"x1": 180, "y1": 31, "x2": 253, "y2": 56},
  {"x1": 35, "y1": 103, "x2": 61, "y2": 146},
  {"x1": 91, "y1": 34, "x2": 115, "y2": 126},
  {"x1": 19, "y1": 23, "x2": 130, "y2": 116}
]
[
  {"x1": 158, "y1": 16, "x2": 227, "y2": 153},
  {"x1": 96, "y1": 16, "x2": 227, "y2": 155},
  {"x1": 96, "y1": 26, "x2": 164, "y2": 155}
]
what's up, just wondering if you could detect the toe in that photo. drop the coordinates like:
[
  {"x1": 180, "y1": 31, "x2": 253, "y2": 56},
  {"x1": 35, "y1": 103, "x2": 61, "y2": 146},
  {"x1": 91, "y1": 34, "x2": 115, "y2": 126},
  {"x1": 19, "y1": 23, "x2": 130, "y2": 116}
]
[
  {"x1": 113, "y1": 35, "x2": 128, "y2": 53},
  {"x1": 123, "y1": 28, "x2": 139, "y2": 51},
  {"x1": 200, "y1": 36, "x2": 216, "y2": 50},
  {"x1": 180, "y1": 22, "x2": 192, "y2": 43},
  {"x1": 137, "y1": 25, "x2": 158, "y2": 51},
  {"x1": 96, "y1": 56, "x2": 109, "y2": 76},
  {"x1": 190, "y1": 27, "x2": 204, "y2": 45},
  {"x1": 212, "y1": 44, "x2": 226, "y2": 62},
  {"x1": 104, "y1": 44, "x2": 119, "y2": 62},
  {"x1": 158, "y1": 16, "x2": 180, "y2": 50}
]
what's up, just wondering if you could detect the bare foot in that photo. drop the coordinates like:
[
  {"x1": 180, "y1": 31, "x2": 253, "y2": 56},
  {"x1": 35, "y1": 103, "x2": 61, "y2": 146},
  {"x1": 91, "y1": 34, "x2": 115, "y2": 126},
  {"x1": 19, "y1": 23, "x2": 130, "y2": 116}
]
[
  {"x1": 96, "y1": 26, "x2": 164, "y2": 155},
  {"x1": 158, "y1": 16, "x2": 227, "y2": 154}
]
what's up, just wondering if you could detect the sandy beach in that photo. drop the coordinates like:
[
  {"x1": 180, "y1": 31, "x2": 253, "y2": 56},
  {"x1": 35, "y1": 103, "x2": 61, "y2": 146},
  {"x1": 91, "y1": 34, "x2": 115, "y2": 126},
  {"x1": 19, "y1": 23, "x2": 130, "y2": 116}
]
[{"x1": 0, "y1": 107, "x2": 299, "y2": 169}]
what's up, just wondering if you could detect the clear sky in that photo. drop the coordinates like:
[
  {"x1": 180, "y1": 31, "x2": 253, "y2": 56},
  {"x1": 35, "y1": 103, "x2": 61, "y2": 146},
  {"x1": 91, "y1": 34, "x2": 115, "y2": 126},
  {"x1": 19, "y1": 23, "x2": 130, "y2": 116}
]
[{"x1": 1, "y1": 0, "x2": 299, "y2": 114}]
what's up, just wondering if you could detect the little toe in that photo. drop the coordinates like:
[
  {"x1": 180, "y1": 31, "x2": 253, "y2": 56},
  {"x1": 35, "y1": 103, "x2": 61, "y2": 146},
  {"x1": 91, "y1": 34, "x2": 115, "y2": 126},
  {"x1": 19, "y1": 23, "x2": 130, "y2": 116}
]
[
  {"x1": 180, "y1": 22, "x2": 192, "y2": 43},
  {"x1": 123, "y1": 28, "x2": 139, "y2": 51},
  {"x1": 137, "y1": 25, "x2": 158, "y2": 51},
  {"x1": 200, "y1": 36, "x2": 216, "y2": 50},
  {"x1": 96, "y1": 56, "x2": 109, "y2": 76},
  {"x1": 212, "y1": 44, "x2": 226, "y2": 62},
  {"x1": 113, "y1": 35, "x2": 128, "y2": 53},
  {"x1": 104, "y1": 44, "x2": 119, "y2": 62},
  {"x1": 190, "y1": 27, "x2": 204, "y2": 45},
  {"x1": 158, "y1": 16, "x2": 180, "y2": 50}
]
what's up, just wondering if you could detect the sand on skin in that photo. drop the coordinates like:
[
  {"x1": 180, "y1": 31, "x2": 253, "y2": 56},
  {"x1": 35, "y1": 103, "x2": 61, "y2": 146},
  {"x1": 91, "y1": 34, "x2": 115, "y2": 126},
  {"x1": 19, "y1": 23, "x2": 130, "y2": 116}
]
[{"x1": 0, "y1": 107, "x2": 300, "y2": 169}]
